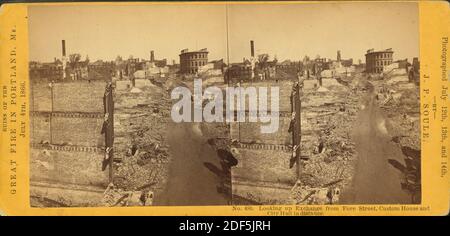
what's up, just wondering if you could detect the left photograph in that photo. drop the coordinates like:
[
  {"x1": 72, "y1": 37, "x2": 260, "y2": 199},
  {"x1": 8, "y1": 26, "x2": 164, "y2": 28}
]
[{"x1": 28, "y1": 4, "x2": 229, "y2": 207}]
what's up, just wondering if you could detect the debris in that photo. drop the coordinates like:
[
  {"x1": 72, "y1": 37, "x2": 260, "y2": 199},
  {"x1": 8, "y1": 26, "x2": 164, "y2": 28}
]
[
  {"x1": 291, "y1": 181, "x2": 340, "y2": 205},
  {"x1": 112, "y1": 79, "x2": 172, "y2": 197},
  {"x1": 130, "y1": 87, "x2": 143, "y2": 93},
  {"x1": 293, "y1": 72, "x2": 364, "y2": 202},
  {"x1": 102, "y1": 183, "x2": 154, "y2": 206},
  {"x1": 316, "y1": 86, "x2": 329, "y2": 92}
]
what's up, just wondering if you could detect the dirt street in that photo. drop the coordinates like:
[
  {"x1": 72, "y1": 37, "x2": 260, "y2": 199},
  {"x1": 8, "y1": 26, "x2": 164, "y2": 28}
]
[
  {"x1": 153, "y1": 122, "x2": 228, "y2": 206},
  {"x1": 344, "y1": 89, "x2": 411, "y2": 204}
]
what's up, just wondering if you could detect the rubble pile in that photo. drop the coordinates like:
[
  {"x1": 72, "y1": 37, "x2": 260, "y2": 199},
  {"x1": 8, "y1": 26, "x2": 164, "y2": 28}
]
[
  {"x1": 376, "y1": 77, "x2": 420, "y2": 150},
  {"x1": 102, "y1": 183, "x2": 153, "y2": 206},
  {"x1": 291, "y1": 180, "x2": 341, "y2": 204},
  {"x1": 291, "y1": 77, "x2": 365, "y2": 204},
  {"x1": 110, "y1": 82, "x2": 172, "y2": 199}
]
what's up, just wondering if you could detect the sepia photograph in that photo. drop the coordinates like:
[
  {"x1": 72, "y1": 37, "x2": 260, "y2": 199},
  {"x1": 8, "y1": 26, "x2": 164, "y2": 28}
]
[{"x1": 28, "y1": 2, "x2": 421, "y2": 207}]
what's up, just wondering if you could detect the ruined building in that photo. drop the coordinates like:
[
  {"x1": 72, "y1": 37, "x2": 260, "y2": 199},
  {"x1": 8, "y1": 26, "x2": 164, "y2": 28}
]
[
  {"x1": 149, "y1": 50, "x2": 167, "y2": 68},
  {"x1": 29, "y1": 40, "x2": 114, "y2": 207},
  {"x1": 365, "y1": 48, "x2": 394, "y2": 73},
  {"x1": 30, "y1": 78, "x2": 114, "y2": 207},
  {"x1": 230, "y1": 81, "x2": 301, "y2": 204},
  {"x1": 179, "y1": 48, "x2": 209, "y2": 74},
  {"x1": 225, "y1": 41, "x2": 257, "y2": 83},
  {"x1": 29, "y1": 60, "x2": 64, "y2": 81}
]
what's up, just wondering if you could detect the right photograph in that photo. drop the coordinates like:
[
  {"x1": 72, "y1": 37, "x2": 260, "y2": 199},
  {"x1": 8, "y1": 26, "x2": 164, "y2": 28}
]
[{"x1": 226, "y1": 2, "x2": 420, "y2": 205}]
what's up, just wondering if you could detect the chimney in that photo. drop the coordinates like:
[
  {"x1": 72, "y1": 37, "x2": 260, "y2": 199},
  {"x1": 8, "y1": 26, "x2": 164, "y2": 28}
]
[
  {"x1": 62, "y1": 40, "x2": 66, "y2": 57},
  {"x1": 61, "y1": 40, "x2": 67, "y2": 79},
  {"x1": 250, "y1": 40, "x2": 255, "y2": 57},
  {"x1": 337, "y1": 50, "x2": 341, "y2": 62},
  {"x1": 150, "y1": 50, "x2": 155, "y2": 62}
]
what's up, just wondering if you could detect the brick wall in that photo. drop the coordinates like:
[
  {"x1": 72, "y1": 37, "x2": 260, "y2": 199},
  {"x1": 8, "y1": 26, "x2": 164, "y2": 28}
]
[
  {"x1": 29, "y1": 80, "x2": 110, "y2": 206},
  {"x1": 232, "y1": 148, "x2": 296, "y2": 185},
  {"x1": 30, "y1": 80, "x2": 107, "y2": 112},
  {"x1": 30, "y1": 183, "x2": 105, "y2": 207},
  {"x1": 232, "y1": 181, "x2": 293, "y2": 204},
  {"x1": 51, "y1": 115, "x2": 104, "y2": 147},
  {"x1": 200, "y1": 122, "x2": 229, "y2": 139},
  {"x1": 231, "y1": 147, "x2": 296, "y2": 204},
  {"x1": 229, "y1": 81, "x2": 293, "y2": 112},
  {"x1": 230, "y1": 116, "x2": 291, "y2": 145},
  {"x1": 30, "y1": 147, "x2": 108, "y2": 187},
  {"x1": 30, "y1": 80, "x2": 52, "y2": 112},
  {"x1": 229, "y1": 80, "x2": 293, "y2": 144},
  {"x1": 30, "y1": 113, "x2": 51, "y2": 143},
  {"x1": 52, "y1": 81, "x2": 106, "y2": 112},
  {"x1": 31, "y1": 113, "x2": 104, "y2": 147},
  {"x1": 30, "y1": 80, "x2": 107, "y2": 147},
  {"x1": 230, "y1": 80, "x2": 298, "y2": 204}
]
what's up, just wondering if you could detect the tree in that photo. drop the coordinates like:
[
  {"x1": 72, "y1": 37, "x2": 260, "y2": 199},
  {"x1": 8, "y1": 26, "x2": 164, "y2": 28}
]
[
  {"x1": 68, "y1": 53, "x2": 81, "y2": 69},
  {"x1": 257, "y1": 54, "x2": 269, "y2": 70}
]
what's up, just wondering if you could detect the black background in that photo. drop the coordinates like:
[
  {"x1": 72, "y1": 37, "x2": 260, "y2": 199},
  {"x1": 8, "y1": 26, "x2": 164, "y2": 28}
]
[{"x1": 0, "y1": 216, "x2": 448, "y2": 234}]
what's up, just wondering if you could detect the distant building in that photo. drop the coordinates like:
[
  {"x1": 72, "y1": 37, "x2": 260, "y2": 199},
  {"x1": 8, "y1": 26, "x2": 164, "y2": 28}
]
[
  {"x1": 114, "y1": 51, "x2": 169, "y2": 79},
  {"x1": 126, "y1": 58, "x2": 141, "y2": 77},
  {"x1": 341, "y1": 59, "x2": 353, "y2": 67},
  {"x1": 198, "y1": 59, "x2": 226, "y2": 76},
  {"x1": 226, "y1": 60, "x2": 252, "y2": 83},
  {"x1": 179, "y1": 48, "x2": 209, "y2": 74},
  {"x1": 312, "y1": 58, "x2": 327, "y2": 75},
  {"x1": 276, "y1": 60, "x2": 300, "y2": 77},
  {"x1": 395, "y1": 59, "x2": 411, "y2": 70},
  {"x1": 365, "y1": 48, "x2": 394, "y2": 73},
  {"x1": 29, "y1": 60, "x2": 64, "y2": 80},
  {"x1": 149, "y1": 50, "x2": 167, "y2": 67},
  {"x1": 210, "y1": 59, "x2": 226, "y2": 71},
  {"x1": 114, "y1": 57, "x2": 127, "y2": 79},
  {"x1": 258, "y1": 59, "x2": 277, "y2": 80},
  {"x1": 327, "y1": 51, "x2": 353, "y2": 69},
  {"x1": 168, "y1": 64, "x2": 180, "y2": 74},
  {"x1": 67, "y1": 60, "x2": 89, "y2": 80},
  {"x1": 88, "y1": 60, "x2": 114, "y2": 80},
  {"x1": 30, "y1": 40, "x2": 66, "y2": 80}
]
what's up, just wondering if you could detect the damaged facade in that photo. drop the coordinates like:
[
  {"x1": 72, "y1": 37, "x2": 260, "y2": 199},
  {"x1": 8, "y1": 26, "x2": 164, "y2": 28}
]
[
  {"x1": 230, "y1": 81, "x2": 301, "y2": 204},
  {"x1": 365, "y1": 48, "x2": 394, "y2": 73},
  {"x1": 30, "y1": 79, "x2": 114, "y2": 207},
  {"x1": 179, "y1": 48, "x2": 209, "y2": 74}
]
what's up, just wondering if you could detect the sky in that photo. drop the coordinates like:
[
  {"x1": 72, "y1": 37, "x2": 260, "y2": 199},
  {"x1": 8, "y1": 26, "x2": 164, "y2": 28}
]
[{"x1": 29, "y1": 2, "x2": 419, "y2": 64}]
